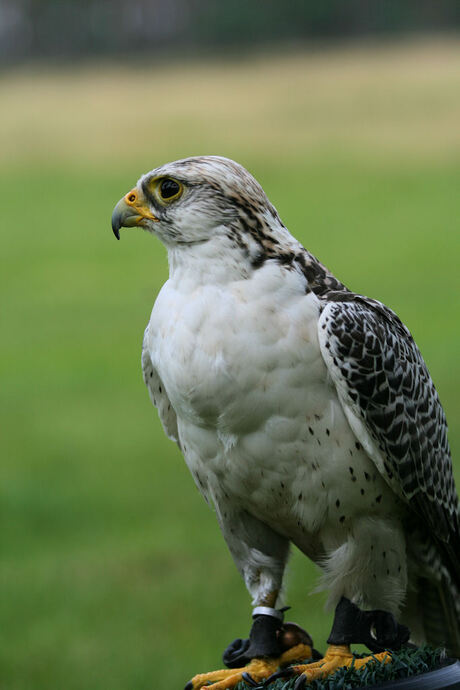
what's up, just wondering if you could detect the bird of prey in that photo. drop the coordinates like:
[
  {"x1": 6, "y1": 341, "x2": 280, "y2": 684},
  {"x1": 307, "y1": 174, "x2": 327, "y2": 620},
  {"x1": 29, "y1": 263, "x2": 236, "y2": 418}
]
[{"x1": 111, "y1": 156, "x2": 460, "y2": 688}]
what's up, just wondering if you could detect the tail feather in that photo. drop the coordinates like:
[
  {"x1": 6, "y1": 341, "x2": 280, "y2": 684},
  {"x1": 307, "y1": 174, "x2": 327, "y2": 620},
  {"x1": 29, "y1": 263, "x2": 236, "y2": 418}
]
[
  {"x1": 419, "y1": 574, "x2": 460, "y2": 658},
  {"x1": 407, "y1": 521, "x2": 460, "y2": 658}
]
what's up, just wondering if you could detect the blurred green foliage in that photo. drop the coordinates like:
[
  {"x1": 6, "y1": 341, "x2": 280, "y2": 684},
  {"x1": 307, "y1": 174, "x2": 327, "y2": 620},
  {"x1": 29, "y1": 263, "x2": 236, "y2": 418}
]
[
  {"x1": 0, "y1": 41, "x2": 459, "y2": 689},
  {"x1": 1, "y1": 0, "x2": 459, "y2": 63}
]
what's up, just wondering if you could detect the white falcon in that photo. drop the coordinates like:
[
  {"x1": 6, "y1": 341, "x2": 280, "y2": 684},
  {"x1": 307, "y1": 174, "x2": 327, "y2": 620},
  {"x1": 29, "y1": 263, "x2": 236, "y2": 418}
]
[{"x1": 111, "y1": 156, "x2": 460, "y2": 688}]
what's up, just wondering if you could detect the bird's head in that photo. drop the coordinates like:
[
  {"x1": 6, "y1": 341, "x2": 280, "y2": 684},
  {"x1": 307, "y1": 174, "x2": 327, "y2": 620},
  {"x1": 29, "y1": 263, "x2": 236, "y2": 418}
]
[{"x1": 111, "y1": 156, "x2": 291, "y2": 263}]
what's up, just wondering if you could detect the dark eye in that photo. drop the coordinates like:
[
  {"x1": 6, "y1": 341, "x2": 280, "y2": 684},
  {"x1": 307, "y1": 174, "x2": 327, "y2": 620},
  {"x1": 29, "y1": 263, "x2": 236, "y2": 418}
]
[{"x1": 159, "y1": 178, "x2": 181, "y2": 200}]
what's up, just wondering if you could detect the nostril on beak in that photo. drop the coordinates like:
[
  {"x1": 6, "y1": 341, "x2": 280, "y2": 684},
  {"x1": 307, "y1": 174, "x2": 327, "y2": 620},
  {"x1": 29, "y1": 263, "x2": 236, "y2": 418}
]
[{"x1": 126, "y1": 192, "x2": 137, "y2": 204}]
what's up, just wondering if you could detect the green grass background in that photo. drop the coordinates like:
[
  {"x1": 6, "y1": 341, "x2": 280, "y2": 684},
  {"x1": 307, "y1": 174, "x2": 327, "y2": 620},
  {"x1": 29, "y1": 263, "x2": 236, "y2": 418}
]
[{"x1": 1, "y1": 39, "x2": 460, "y2": 689}]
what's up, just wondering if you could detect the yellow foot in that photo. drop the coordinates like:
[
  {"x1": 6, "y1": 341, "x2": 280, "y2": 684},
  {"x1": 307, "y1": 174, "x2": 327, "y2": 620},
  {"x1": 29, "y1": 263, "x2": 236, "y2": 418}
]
[
  {"x1": 273, "y1": 645, "x2": 391, "y2": 688},
  {"x1": 184, "y1": 643, "x2": 313, "y2": 689}
]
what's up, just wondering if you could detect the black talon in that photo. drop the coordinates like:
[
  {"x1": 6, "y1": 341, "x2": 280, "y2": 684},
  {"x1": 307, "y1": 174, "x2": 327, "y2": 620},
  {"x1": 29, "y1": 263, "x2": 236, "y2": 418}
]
[
  {"x1": 294, "y1": 674, "x2": 307, "y2": 690},
  {"x1": 265, "y1": 668, "x2": 294, "y2": 684},
  {"x1": 184, "y1": 683, "x2": 193, "y2": 690},
  {"x1": 242, "y1": 672, "x2": 259, "y2": 687}
]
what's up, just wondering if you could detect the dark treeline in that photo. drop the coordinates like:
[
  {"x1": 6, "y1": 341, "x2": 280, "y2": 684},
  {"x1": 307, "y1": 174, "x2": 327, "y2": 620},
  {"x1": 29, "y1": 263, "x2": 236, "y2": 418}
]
[{"x1": 1, "y1": 0, "x2": 459, "y2": 64}]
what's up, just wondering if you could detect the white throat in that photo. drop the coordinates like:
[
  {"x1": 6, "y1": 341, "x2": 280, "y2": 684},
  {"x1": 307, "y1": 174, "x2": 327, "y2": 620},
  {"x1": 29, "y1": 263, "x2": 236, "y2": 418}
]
[
  {"x1": 165, "y1": 215, "x2": 301, "y2": 291},
  {"x1": 167, "y1": 232, "x2": 253, "y2": 290}
]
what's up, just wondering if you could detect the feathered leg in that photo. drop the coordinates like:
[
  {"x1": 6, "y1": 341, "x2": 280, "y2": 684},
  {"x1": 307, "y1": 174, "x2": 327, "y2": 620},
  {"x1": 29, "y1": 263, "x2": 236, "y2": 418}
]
[{"x1": 184, "y1": 505, "x2": 315, "y2": 689}]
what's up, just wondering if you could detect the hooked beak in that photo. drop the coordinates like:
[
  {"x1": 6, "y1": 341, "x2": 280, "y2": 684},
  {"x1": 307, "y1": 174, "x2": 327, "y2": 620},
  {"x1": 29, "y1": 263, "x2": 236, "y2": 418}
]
[{"x1": 111, "y1": 187, "x2": 158, "y2": 240}]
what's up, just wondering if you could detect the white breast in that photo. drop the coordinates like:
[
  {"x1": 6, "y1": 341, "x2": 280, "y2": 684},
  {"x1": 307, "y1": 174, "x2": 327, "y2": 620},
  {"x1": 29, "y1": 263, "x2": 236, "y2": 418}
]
[
  {"x1": 148, "y1": 262, "x2": 322, "y2": 430},
  {"x1": 146, "y1": 261, "x2": 398, "y2": 555}
]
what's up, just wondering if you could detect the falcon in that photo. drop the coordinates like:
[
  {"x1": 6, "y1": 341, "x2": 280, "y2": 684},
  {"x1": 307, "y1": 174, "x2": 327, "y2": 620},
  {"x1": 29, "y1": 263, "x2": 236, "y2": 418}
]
[{"x1": 111, "y1": 156, "x2": 460, "y2": 688}]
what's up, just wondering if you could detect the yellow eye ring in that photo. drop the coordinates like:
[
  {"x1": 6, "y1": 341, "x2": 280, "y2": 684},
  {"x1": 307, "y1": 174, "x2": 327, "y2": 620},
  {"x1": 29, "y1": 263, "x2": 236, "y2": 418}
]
[{"x1": 152, "y1": 177, "x2": 183, "y2": 203}]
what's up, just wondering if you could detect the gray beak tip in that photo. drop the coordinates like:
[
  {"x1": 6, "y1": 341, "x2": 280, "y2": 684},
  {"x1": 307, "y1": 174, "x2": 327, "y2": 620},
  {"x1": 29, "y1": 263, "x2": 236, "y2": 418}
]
[{"x1": 111, "y1": 207, "x2": 122, "y2": 240}]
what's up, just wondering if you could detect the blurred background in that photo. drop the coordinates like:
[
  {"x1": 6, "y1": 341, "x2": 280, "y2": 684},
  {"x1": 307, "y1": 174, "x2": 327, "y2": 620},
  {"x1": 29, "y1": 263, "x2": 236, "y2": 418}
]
[{"x1": 1, "y1": 2, "x2": 459, "y2": 689}]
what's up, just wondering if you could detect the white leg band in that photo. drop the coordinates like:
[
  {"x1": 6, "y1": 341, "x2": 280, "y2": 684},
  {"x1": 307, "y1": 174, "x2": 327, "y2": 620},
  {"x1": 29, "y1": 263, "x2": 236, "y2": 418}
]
[{"x1": 252, "y1": 606, "x2": 284, "y2": 621}]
